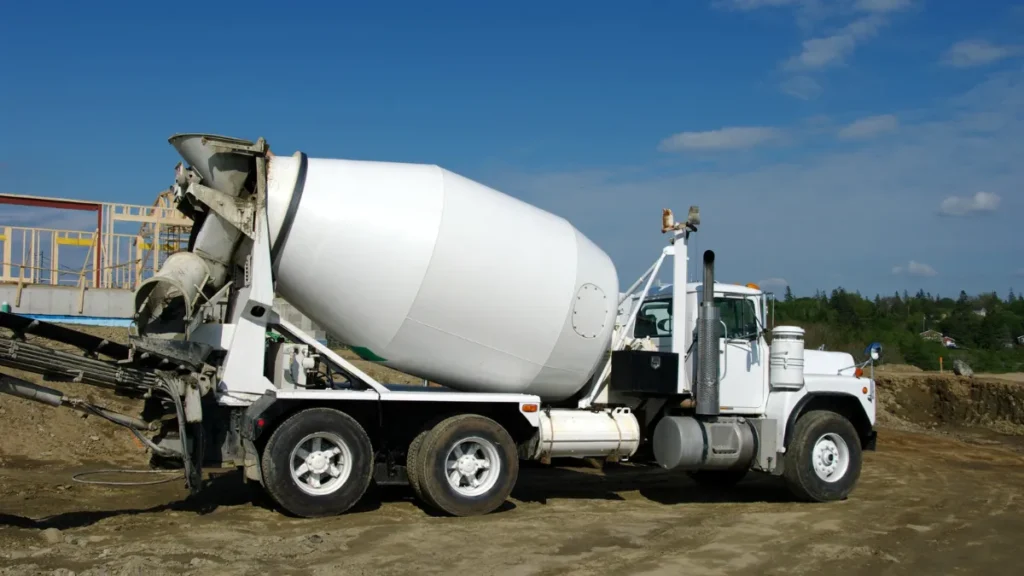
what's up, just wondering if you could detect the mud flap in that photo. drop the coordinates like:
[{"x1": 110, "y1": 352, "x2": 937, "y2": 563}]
[
  {"x1": 863, "y1": 429, "x2": 878, "y2": 451},
  {"x1": 239, "y1": 391, "x2": 282, "y2": 483},
  {"x1": 242, "y1": 437, "x2": 263, "y2": 483}
]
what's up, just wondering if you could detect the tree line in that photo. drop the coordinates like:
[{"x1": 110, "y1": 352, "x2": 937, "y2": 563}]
[{"x1": 773, "y1": 287, "x2": 1024, "y2": 373}]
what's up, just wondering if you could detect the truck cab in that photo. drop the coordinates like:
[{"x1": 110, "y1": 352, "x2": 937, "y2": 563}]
[{"x1": 626, "y1": 282, "x2": 771, "y2": 414}]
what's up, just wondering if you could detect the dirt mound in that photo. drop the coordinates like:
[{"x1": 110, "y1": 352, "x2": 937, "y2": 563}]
[
  {"x1": 875, "y1": 372, "x2": 1024, "y2": 435},
  {"x1": 0, "y1": 325, "x2": 146, "y2": 468},
  {"x1": 874, "y1": 363, "x2": 923, "y2": 373},
  {"x1": 0, "y1": 370, "x2": 148, "y2": 469}
]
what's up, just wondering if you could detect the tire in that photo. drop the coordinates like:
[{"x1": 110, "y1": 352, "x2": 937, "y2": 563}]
[
  {"x1": 783, "y1": 410, "x2": 862, "y2": 502},
  {"x1": 687, "y1": 468, "x2": 748, "y2": 488},
  {"x1": 416, "y1": 414, "x2": 519, "y2": 517},
  {"x1": 260, "y1": 407, "x2": 374, "y2": 518},
  {"x1": 406, "y1": 429, "x2": 431, "y2": 504}
]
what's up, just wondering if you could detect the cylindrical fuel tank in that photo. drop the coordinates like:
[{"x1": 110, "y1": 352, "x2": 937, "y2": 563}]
[{"x1": 265, "y1": 153, "x2": 618, "y2": 402}]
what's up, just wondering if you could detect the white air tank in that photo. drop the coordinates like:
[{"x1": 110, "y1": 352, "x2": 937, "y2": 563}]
[
  {"x1": 265, "y1": 153, "x2": 618, "y2": 402},
  {"x1": 770, "y1": 326, "x2": 805, "y2": 390}
]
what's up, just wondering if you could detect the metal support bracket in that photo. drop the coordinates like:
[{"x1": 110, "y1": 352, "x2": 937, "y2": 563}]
[{"x1": 186, "y1": 183, "x2": 256, "y2": 238}]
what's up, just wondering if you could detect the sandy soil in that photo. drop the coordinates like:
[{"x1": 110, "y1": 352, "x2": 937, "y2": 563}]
[{"x1": 3, "y1": 326, "x2": 1024, "y2": 575}]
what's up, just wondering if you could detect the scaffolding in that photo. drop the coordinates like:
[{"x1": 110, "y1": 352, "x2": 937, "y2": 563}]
[{"x1": 0, "y1": 191, "x2": 193, "y2": 291}]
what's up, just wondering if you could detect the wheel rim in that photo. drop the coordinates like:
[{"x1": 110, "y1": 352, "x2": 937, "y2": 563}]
[
  {"x1": 811, "y1": 432, "x2": 850, "y2": 483},
  {"x1": 444, "y1": 436, "x2": 501, "y2": 497},
  {"x1": 289, "y1": 432, "x2": 353, "y2": 496}
]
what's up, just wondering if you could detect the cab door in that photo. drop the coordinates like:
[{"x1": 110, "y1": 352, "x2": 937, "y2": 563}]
[{"x1": 715, "y1": 296, "x2": 765, "y2": 412}]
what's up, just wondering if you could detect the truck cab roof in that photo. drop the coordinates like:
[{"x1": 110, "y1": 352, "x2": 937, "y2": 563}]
[{"x1": 639, "y1": 282, "x2": 764, "y2": 302}]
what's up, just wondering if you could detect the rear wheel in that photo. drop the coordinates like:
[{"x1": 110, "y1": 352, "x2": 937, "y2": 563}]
[
  {"x1": 406, "y1": 429, "x2": 431, "y2": 504},
  {"x1": 416, "y1": 414, "x2": 519, "y2": 516},
  {"x1": 783, "y1": 410, "x2": 862, "y2": 502},
  {"x1": 261, "y1": 408, "x2": 374, "y2": 518}
]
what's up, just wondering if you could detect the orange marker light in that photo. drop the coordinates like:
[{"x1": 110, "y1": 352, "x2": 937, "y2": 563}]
[
  {"x1": 854, "y1": 367, "x2": 864, "y2": 378},
  {"x1": 521, "y1": 404, "x2": 538, "y2": 413},
  {"x1": 862, "y1": 386, "x2": 869, "y2": 395}
]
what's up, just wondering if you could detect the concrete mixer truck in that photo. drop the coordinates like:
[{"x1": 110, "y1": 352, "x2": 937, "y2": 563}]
[{"x1": 0, "y1": 133, "x2": 877, "y2": 518}]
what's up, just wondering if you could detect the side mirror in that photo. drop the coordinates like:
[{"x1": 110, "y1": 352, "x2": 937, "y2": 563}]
[{"x1": 865, "y1": 342, "x2": 882, "y2": 362}]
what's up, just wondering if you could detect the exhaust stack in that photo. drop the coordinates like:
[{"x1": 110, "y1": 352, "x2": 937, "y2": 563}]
[{"x1": 694, "y1": 250, "x2": 720, "y2": 417}]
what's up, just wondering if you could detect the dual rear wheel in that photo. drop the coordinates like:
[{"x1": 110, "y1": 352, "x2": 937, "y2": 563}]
[
  {"x1": 407, "y1": 414, "x2": 519, "y2": 516},
  {"x1": 260, "y1": 408, "x2": 374, "y2": 518},
  {"x1": 260, "y1": 408, "x2": 518, "y2": 518}
]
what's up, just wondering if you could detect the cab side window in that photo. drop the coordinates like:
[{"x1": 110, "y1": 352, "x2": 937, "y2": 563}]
[
  {"x1": 714, "y1": 297, "x2": 758, "y2": 340},
  {"x1": 634, "y1": 300, "x2": 672, "y2": 338}
]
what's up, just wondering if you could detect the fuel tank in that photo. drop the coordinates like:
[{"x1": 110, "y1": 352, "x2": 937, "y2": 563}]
[{"x1": 265, "y1": 153, "x2": 618, "y2": 402}]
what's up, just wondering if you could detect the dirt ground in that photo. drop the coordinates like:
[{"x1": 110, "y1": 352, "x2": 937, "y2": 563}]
[{"x1": 3, "y1": 327, "x2": 1024, "y2": 575}]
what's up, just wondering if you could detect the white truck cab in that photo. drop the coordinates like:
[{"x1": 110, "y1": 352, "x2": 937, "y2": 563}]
[
  {"x1": 630, "y1": 282, "x2": 772, "y2": 413},
  {"x1": 611, "y1": 268, "x2": 878, "y2": 495}
]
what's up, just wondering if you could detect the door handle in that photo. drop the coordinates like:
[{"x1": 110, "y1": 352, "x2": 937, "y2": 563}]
[{"x1": 719, "y1": 336, "x2": 727, "y2": 379}]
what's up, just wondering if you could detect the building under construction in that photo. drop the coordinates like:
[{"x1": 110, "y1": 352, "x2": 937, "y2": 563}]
[{"x1": 0, "y1": 190, "x2": 324, "y2": 340}]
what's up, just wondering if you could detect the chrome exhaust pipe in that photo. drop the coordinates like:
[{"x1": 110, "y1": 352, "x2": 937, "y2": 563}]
[{"x1": 695, "y1": 250, "x2": 720, "y2": 417}]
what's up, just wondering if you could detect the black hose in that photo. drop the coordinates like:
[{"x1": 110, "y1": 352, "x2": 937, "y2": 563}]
[
  {"x1": 71, "y1": 469, "x2": 183, "y2": 486},
  {"x1": 77, "y1": 402, "x2": 177, "y2": 458},
  {"x1": 154, "y1": 373, "x2": 201, "y2": 493}
]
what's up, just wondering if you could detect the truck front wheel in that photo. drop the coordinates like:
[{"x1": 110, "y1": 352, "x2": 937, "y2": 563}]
[
  {"x1": 260, "y1": 407, "x2": 374, "y2": 518},
  {"x1": 783, "y1": 410, "x2": 862, "y2": 502},
  {"x1": 415, "y1": 414, "x2": 519, "y2": 516}
]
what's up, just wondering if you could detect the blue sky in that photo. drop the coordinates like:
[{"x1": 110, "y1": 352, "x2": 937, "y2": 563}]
[{"x1": 1, "y1": 0, "x2": 1021, "y2": 298}]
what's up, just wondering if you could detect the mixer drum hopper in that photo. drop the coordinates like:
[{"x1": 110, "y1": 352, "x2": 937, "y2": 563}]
[{"x1": 265, "y1": 154, "x2": 618, "y2": 402}]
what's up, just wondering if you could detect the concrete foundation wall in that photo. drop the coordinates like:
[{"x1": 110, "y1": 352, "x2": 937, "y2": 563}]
[{"x1": 0, "y1": 284, "x2": 133, "y2": 318}]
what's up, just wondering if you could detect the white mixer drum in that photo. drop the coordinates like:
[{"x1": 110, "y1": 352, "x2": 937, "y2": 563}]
[{"x1": 265, "y1": 153, "x2": 618, "y2": 402}]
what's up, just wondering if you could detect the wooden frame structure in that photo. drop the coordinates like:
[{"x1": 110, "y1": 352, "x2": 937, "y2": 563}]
[{"x1": 0, "y1": 191, "x2": 193, "y2": 290}]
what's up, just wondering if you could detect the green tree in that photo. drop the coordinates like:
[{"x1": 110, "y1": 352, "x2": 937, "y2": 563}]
[{"x1": 771, "y1": 285, "x2": 1024, "y2": 373}]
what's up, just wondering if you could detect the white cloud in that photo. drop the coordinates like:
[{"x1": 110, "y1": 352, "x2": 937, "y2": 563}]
[
  {"x1": 780, "y1": 75, "x2": 823, "y2": 100},
  {"x1": 770, "y1": 1, "x2": 911, "y2": 97},
  {"x1": 491, "y1": 70, "x2": 1021, "y2": 295},
  {"x1": 937, "y1": 191, "x2": 1001, "y2": 216},
  {"x1": 892, "y1": 261, "x2": 937, "y2": 277},
  {"x1": 838, "y1": 114, "x2": 899, "y2": 140},
  {"x1": 855, "y1": 0, "x2": 912, "y2": 13},
  {"x1": 758, "y1": 277, "x2": 789, "y2": 287},
  {"x1": 942, "y1": 40, "x2": 1019, "y2": 68},
  {"x1": 785, "y1": 15, "x2": 886, "y2": 70},
  {"x1": 658, "y1": 126, "x2": 783, "y2": 152},
  {"x1": 718, "y1": 0, "x2": 913, "y2": 92}
]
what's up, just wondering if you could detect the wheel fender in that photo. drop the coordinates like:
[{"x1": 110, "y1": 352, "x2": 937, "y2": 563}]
[{"x1": 783, "y1": 392, "x2": 876, "y2": 452}]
